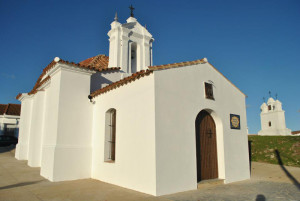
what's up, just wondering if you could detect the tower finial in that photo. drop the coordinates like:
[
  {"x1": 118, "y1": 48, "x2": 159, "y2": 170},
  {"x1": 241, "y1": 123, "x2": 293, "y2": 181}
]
[
  {"x1": 275, "y1": 93, "x2": 278, "y2": 100},
  {"x1": 129, "y1": 4, "x2": 135, "y2": 17},
  {"x1": 114, "y1": 12, "x2": 118, "y2": 21},
  {"x1": 268, "y1": 91, "x2": 271, "y2": 97}
]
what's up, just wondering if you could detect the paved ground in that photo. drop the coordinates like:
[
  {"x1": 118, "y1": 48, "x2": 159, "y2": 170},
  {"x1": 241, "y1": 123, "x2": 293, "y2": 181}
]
[{"x1": 0, "y1": 146, "x2": 299, "y2": 201}]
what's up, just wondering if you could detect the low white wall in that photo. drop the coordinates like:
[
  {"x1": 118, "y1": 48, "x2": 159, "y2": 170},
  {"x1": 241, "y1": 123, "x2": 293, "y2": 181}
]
[
  {"x1": 92, "y1": 74, "x2": 156, "y2": 195},
  {"x1": 15, "y1": 96, "x2": 33, "y2": 160},
  {"x1": 0, "y1": 115, "x2": 20, "y2": 137},
  {"x1": 154, "y1": 63, "x2": 250, "y2": 195},
  {"x1": 0, "y1": 116, "x2": 19, "y2": 124}
]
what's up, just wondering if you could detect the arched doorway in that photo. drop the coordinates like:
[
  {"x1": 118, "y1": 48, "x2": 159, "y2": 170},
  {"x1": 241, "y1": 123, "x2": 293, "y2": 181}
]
[{"x1": 195, "y1": 110, "x2": 218, "y2": 182}]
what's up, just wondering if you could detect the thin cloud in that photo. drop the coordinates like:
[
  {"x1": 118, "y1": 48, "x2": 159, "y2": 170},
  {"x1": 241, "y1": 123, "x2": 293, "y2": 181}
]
[{"x1": 0, "y1": 73, "x2": 16, "y2": 79}]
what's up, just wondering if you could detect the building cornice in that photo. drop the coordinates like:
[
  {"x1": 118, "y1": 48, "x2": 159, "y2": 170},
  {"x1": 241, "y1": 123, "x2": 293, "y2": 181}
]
[
  {"x1": 48, "y1": 63, "x2": 96, "y2": 78},
  {"x1": 17, "y1": 93, "x2": 33, "y2": 101}
]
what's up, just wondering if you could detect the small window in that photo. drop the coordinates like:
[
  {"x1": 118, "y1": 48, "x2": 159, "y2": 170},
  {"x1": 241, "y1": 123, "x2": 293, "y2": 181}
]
[
  {"x1": 205, "y1": 82, "x2": 214, "y2": 100},
  {"x1": 104, "y1": 109, "x2": 116, "y2": 162},
  {"x1": 269, "y1": 121, "x2": 271, "y2": 127},
  {"x1": 268, "y1": 105, "x2": 272, "y2": 111}
]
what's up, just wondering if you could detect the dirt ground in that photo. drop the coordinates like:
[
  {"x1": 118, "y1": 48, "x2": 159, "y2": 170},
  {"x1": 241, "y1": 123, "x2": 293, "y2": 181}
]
[{"x1": 1, "y1": 146, "x2": 299, "y2": 201}]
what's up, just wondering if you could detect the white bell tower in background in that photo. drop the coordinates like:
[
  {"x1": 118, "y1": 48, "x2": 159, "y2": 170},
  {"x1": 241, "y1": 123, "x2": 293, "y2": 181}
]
[
  {"x1": 107, "y1": 9, "x2": 154, "y2": 74},
  {"x1": 258, "y1": 97, "x2": 291, "y2": 136}
]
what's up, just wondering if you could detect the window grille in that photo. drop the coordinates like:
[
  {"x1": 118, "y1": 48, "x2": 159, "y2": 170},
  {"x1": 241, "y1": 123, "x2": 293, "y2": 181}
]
[{"x1": 104, "y1": 109, "x2": 116, "y2": 162}]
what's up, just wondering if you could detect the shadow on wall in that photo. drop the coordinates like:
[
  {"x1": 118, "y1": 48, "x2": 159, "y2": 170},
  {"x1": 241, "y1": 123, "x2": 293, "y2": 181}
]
[{"x1": 275, "y1": 149, "x2": 300, "y2": 190}]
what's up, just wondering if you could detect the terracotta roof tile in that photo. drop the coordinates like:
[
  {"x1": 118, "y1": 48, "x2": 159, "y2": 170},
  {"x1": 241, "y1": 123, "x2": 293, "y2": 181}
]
[
  {"x1": 16, "y1": 55, "x2": 120, "y2": 100},
  {"x1": 0, "y1": 104, "x2": 21, "y2": 116},
  {"x1": 90, "y1": 69, "x2": 153, "y2": 98},
  {"x1": 0, "y1": 104, "x2": 7, "y2": 115},
  {"x1": 148, "y1": 59, "x2": 206, "y2": 71},
  {"x1": 79, "y1": 55, "x2": 109, "y2": 70},
  {"x1": 28, "y1": 75, "x2": 51, "y2": 95},
  {"x1": 292, "y1": 130, "x2": 300, "y2": 135},
  {"x1": 16, "y1": 93, "x2": 22, "y2": 100}
]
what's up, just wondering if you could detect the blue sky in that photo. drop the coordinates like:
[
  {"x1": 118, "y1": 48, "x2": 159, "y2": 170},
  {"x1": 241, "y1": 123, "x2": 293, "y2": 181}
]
[{"x1": 0, "y1": 0, "x2": 299, "y2": 133}]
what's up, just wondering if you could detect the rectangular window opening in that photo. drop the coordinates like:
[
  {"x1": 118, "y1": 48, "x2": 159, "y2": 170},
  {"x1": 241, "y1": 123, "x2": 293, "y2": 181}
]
[
  {"x1": 104, "y1": 109, "x2": 116, "y2": 162},
  {"x1": 205, "y1": 82, "x2": 214, "y2": 100}
]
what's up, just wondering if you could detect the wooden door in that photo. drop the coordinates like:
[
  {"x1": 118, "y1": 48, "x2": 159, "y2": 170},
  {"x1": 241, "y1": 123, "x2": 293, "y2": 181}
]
[{"x1": 196, "y1": 110, "x2": 218, "y2": 182}]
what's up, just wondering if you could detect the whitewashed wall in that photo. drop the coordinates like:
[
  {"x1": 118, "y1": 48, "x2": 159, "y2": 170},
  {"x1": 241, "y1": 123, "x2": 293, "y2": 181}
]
[
  {"x1": 92, "y1": 74, "x2": 156, "y2": 195},
  {"x1": 90, "y1": 71, "x2": 122, "y2": 93},
  {"x1": 154, "y1": 63, "x2": 250, "y2": 195},
  {"x1": 15, "y1": 95, "x2": 33, "y2": 160},
  {"x1": 108, "y1": 17, "x2": 153, "y2": 72},
  {"x1": 27, "y1": 91, "x2": 46, "y2": 167},
  {"x1": 0, "y1": 115, "x2": 20, "y2": 136},
  {"x1": 258, "y1": 99, "x2": 291, "y2": 136},
  {"x1": 41, "y1": 65, "x2": 94, "y2": 181}
]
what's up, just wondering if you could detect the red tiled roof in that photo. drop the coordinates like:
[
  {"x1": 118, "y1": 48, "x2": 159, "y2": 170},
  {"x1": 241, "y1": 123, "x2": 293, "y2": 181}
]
[
  {"x1": 28, "y1": 76, "x2": 51, "y2": 95},
  {"x1": 16, "y1": 55, "x2": 120, "y2": 100},
  {"x1": 292, "y1": 130, "x2": 300, "y2": 135},
  {"x1": 90, "y1": 59, "x2": 207, "y2": 99},
  {"x1": 90, "y1": 58, "x2": 246, "y2": 98},
  {"x1": 148, "y1": 58, "x2": 206, "y2": 70},
  {"x1": 79, "y1": 55, "x2": 109, "y2": 70},
  {"x1": 0, "y1": 104, "x2": 21, "y2": 116},
  {"x1": 90, "y1": 69, "x2": 153, "y2": 98},
  {"x1": 0, "y1": 104, "x2": 6, "y2": 115},
  {"x1": 16, "y1": 93, "x2": 22, "y2": 100}
]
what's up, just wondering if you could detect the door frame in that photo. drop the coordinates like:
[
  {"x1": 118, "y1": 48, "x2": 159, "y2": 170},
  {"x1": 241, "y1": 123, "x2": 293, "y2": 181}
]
[{"x1": 195, "y1": 109, "x2": 225, "y2": 182}]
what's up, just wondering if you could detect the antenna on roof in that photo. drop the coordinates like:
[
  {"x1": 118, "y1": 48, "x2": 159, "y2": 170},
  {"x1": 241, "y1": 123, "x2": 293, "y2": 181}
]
[{"x1": 114, "y1": 12, "x2": 118, "y2": 22}]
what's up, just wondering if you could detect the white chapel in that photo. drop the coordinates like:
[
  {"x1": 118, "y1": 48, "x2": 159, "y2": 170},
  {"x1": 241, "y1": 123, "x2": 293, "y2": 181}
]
[
  {"x1": 258, "y1": 97, "x2": 292, "y2": 136},
  {"x1": 15, "y1": 10, "x2": 250, "y2": 196}
]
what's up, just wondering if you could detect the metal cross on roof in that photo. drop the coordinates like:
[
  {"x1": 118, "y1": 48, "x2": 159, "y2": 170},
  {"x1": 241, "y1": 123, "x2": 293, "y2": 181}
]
[{"x1": 129, "y1": 5, "x2": 135, "y2": 17}]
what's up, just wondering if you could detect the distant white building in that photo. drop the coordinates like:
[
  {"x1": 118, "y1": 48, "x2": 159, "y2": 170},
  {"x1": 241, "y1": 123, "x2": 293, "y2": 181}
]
[
  {"x1": 0, "y1": 104, "x2": 21, "y2": 137},
  {"x1": 258, "y1": 97, "x2": 291, "y2": 136},
  {"x1": 15, "y1": 11, "x2": 250, "y2": 196}
]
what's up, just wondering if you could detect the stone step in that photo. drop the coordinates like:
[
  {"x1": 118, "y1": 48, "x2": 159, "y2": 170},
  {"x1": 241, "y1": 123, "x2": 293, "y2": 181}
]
[{"x1": 197, "y1": 179, "x2": 224, "y2": 189}]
